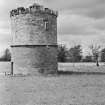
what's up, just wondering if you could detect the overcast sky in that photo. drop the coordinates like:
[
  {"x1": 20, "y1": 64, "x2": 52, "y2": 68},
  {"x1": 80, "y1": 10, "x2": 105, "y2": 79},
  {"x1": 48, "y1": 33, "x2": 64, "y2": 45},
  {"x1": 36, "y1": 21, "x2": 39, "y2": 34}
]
[{"x1": 0, "y1": 0, "x2": 105, "y2": 55}]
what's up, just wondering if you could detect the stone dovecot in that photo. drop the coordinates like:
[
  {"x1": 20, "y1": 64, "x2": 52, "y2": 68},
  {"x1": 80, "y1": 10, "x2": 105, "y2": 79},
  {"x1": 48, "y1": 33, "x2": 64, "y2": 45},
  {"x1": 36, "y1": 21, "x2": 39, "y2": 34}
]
[{"x1": 10, "y1": 3, "x2": 58, "y2": 75}]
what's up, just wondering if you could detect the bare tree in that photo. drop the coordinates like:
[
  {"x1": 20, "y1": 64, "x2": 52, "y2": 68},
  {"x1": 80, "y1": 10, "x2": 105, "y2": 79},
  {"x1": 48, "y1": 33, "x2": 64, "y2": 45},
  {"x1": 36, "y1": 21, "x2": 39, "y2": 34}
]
[
  {"x1": 101, "y1": 48, "x2": 105, "y2": 62},
  {"x1": 68, "y1": 45, "x2": 82, "y2": 62},
  {"x1": 89, "y1": 44, "x2": 101, "y2": 66},
  {"x1": 58, "y1": 44, "x2": 68, "y2": 62}
]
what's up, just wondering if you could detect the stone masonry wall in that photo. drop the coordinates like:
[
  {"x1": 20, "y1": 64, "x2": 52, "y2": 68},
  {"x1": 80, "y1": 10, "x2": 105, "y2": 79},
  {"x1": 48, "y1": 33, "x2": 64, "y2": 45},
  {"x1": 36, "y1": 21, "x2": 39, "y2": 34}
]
[
  {"x1": 10, "y1": 3, "x2": 58, "y2": 75},
  {"x1": 11, "y1": 13, "x2": 57, "y2": 45},
  {"x1": 11, "y1": 46, "x2": 58, "y2": 75}
]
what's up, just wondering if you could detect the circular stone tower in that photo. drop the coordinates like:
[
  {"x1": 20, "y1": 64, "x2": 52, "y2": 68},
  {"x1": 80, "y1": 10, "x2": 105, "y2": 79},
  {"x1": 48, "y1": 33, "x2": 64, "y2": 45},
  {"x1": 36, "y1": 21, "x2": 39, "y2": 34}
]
[{"x1": 10, "y1": 3, "x2": 58, "y2": 75}]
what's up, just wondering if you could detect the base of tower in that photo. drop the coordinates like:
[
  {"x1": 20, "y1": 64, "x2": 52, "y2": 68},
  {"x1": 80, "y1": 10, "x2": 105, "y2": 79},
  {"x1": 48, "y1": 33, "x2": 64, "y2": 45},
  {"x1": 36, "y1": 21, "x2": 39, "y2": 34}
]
[
  {"x1": 11, "y1": 45, "x2": 58, "y2": 76},
  {"x1": 11, "y1": 63, "x2": 58, "y2": 76}
]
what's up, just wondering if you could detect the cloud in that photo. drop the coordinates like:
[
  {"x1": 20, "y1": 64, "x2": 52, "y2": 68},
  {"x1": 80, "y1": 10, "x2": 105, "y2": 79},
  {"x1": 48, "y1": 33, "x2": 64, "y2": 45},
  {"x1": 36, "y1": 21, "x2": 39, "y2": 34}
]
[
  {"x1": 93, "y1": 19, "x2": 105, "y2": 30},
  {"x1": 73, "y1": 3, "x2": 105, "y2": 19},
  {"x1": 0, "y1": 32, "x2": 11, "y2": 54},
  {"x1": 43, "y1": 0, "x2": 105, "y2": 19},
  {"x1": 0, "y1": 27, "x2": 11, "y2": 44},
  {"x1": 58, "y1": 14, "x2": 104, "y2": 35}
]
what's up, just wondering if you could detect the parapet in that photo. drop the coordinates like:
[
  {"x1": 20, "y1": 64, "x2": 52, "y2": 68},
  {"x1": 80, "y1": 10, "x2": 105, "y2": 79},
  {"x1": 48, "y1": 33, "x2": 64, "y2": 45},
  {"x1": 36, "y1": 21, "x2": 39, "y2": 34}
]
[{"x1": 10, "y1": 3, "x2": 58, "y2": 17}]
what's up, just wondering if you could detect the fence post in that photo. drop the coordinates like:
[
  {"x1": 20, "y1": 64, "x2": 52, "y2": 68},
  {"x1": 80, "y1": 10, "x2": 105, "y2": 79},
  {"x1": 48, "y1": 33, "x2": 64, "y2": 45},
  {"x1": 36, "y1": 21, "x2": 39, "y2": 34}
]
[{"x1": 11, "y1": 62, "x2": 13, "y2": 75}]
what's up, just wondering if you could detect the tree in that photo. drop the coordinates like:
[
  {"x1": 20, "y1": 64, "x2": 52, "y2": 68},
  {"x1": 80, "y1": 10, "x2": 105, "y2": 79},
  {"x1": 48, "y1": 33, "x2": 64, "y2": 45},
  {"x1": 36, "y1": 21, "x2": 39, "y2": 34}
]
[
  {"x1": 82, "y1": 55, "x2": 93, "y2": 62},
  {"x1": 89, "y1": 44, "x2": 101, "y2": 66},
  {"x1": 101, "y1": 48, "x2": 105, "y2": 62},
  {"x1": 0, "y1": 48, "x2": 11, "y2": 61},
  {"x1": 5, "y1": 48, "x2": 11, "y2": 61},
  {"x1": 68, "y1": 45, "x2": 82, "y2": 62},
  {"x1": 58, "y1": 44, "x2": 67, "y2": 62}
]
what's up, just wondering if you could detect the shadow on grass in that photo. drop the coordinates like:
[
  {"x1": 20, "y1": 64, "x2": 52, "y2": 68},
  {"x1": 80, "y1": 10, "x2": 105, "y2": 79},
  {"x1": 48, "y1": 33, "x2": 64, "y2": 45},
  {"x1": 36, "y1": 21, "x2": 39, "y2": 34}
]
[{"x1": 57, "y1": 71, "x2": 105, "y2": 75}]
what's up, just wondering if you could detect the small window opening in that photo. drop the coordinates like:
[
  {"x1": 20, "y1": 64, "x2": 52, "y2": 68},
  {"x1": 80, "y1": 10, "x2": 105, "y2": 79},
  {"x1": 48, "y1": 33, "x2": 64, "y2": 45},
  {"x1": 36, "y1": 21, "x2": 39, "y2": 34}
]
[
  {"x1": 43, "y1": 19, "x2": 49, "y2": 31},
  {"x1": 45, "y1": 21, "x2": 49, "y2": 30}
]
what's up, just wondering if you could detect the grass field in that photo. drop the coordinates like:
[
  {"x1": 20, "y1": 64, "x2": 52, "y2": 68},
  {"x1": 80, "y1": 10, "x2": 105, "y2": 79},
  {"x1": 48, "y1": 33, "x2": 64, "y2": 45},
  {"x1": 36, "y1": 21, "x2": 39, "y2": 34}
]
[
  {"x1": 0, "y1": 62, "x2": 105, "y2": 105},
  {"x1": 59, "y1": 62, "x2": 105, "y2": 74},
  {"x1": 0, "y1": 62, "x2": 105, "y2": 74}
]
